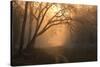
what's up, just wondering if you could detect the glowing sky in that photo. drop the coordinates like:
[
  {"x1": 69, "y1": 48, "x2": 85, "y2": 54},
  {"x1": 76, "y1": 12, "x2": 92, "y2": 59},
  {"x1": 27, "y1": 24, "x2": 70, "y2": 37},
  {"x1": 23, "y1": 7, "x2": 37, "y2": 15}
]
[
  {"x1": 16, "y1": 1, "x2": 96, "y2": 48},
  {"x1": 34, "y1": 4, "x2": 71, "y2": 48}
]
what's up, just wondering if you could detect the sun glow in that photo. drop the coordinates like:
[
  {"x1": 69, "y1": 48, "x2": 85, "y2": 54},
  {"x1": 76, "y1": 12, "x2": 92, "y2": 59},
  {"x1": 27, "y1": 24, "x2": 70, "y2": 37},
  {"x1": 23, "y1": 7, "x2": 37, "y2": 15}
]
[
  {"x1": 52, "y1": 5, "x2": 61, "y2": 13},
  {"x1": 35, "y1": 4, "x2": 71, "y2": 48},
  {"x1": 49, "y1": 4, "x2": 61, "y2": 16}
]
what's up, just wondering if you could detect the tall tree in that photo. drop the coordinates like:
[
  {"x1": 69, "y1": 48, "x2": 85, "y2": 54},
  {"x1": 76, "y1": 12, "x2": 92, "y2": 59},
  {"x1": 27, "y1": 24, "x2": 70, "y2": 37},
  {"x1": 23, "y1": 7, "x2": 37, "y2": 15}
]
[
  {"x1": 19, "y1": 2, "x2": 29, "y2": 54},
  {"x1": 28, "y1": 2, "x2": 33, "y2": 42},
  {"x1": 25, "y1": 2, "x2": 72, "y2": 50}
]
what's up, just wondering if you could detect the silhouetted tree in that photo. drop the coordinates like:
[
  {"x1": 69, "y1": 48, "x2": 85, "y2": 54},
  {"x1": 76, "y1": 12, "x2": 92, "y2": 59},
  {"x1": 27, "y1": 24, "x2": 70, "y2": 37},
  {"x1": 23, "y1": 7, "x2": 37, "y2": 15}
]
[
  {"x1": 11, "y1": 1, "x2": 97, "y2": 64},
  {"x1": 25, "y1": 2, "x2": 72, "y2": 50},
  {"x1": 19, "y1": 2, "x2": 29, "y2": 54},
  {"x1": 11, "y1": 1, "x2": 25, "y2": 56},
  {"x1": 28, "y1": 2, "x2": 33, "y2": 42}
]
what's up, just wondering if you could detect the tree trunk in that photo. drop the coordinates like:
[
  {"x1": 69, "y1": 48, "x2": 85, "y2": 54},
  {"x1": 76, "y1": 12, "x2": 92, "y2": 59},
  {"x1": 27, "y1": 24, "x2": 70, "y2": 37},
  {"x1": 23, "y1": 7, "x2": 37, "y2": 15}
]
[
  {"x1": 27, "y1": 36, "x2": 36, "y2": 50},
  {"x1": 28, "y1": 3, "x2": 32, "y2": 42},
  {"x1": 18, "y1": 2, "x2": 28, "y2": 54},
  {"x1": 23, "y1": 36, "x2": 36, "y2": 56}
]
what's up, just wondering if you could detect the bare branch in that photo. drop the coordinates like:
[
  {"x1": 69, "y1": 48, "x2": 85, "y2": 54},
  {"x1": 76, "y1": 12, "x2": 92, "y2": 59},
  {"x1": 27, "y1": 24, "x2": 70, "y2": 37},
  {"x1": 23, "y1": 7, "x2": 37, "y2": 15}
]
[
  {"x1": 37, "y1": 8, "x2": 72, "y2": 36},
  {"x1": 33, "y1": 2, "x2": 42, "y2": 17},
  {"x1": 36, "y1": 21, "x2": 70, "y2": 37},
  {"x1": 31, "y1": 2, "x2": 43, "y2": 21},
  {"x1": 30, "y1": 3, "x2": 73, "y2": 38},
  {"x1": 29, "y1": 2, "x2": 38, "y2": 20},
  {"x1": 36, "y1": 3, "x2": 53, "y2": 33},
  {"x1": 51, "y1": 17, "x2": 72, "y2": 23},
  {"x1": 43, "y1": 8, "x2": 67, "y2": 29}
]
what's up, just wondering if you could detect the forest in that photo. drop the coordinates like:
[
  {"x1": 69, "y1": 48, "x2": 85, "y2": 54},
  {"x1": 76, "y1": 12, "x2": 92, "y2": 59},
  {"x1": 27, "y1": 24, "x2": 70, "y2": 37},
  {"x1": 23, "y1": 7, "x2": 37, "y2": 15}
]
[{"x1": 11, "y1": 1, "x2": 97, "y2": 66}]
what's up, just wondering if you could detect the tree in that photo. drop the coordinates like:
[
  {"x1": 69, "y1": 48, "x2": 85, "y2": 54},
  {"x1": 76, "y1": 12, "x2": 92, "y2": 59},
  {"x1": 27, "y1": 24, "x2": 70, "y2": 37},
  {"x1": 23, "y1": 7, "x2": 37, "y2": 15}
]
[
  {"x1": 12, "y1": 1, "x2": 97, "y2": 64},
  {"x1": 11, "y1": 1, "x2": 26, "y2": 56},
  {"x1": 28, "y1": 2, "x2": 33, "y2": 42},
  {"x1": 25, "y1": 2, "x2": 72, "y2": 50},
  {"x1": 18, "y1": 2, "x2": 29, "y2": 54}
]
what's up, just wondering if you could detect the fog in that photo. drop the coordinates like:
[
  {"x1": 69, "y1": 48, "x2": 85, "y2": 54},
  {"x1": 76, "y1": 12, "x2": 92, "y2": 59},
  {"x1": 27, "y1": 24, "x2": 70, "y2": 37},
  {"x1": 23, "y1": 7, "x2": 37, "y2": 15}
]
[{"x1": 11, "y1": 1, "x2": 97, "y2": 65}]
